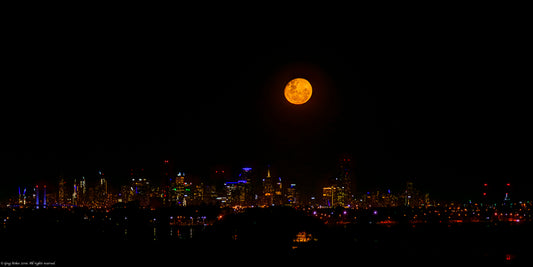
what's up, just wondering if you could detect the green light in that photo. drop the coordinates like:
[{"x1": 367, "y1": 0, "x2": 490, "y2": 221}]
[
  {"x1": 173, "y1": 188, "x2": 177, "y2": 191},
  {"x1": 185, "y1": 188, "x2": 191, "y2": 192}
]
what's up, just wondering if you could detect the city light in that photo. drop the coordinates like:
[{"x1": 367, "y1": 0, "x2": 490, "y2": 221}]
[{"x1": 1, "y1": 161, "x2": 531, "y2": 264}]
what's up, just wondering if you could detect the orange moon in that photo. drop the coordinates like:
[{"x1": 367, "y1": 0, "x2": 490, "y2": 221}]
[{"x1": 284, "y1": 78, "x2": 312, "y2": 105}]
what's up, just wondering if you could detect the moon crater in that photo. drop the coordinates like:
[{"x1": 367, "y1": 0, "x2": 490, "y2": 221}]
[{"x1": 284, "y1": 78, "x2": 312, "y2": 105}]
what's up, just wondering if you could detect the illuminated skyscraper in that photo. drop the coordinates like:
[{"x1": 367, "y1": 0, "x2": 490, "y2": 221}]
[
  {"x1": 35, "y1": 185, "x2": 39, "y2": 209},
  {"x1": 240, "y1": 167, "x2": 256, "y2": 206},
  {"x1": 96, "y1": 170, "x2": 108, "y2": 207},
  {"x1": 123, "y1": 168, "x2": 152, "y2": 206},
  {"x1": 327, "y1": 155, "x2": 354, "y2": 207},
  {"x1": 323, "y1": 186, "x2": 343, "y2": 207},
  {"x1": 262, "y1": 165, "x2": 273, "y2": 206},
  {"x1": 43, "y1": 185, "x2": 47, "y2": 208},
  {"x1": 274, "y1": 177, "x2": 284, "y2": 206},
  {"x1": 166, "y1": 171, "x2": 194, "y2": 206},
  {"x1": 73, "y1": 180, "x2": 78, "y2": 206},
  {"x1": 160, "y1": 160, "x2": 173, "y2": 206},
  {"x1": 323, "y1": 187, "x2": 333, "y2": 207},
  {"x1": 77, "y1": 176, "x2": 87, "y2": 206},
  {"x1": 212, "y1": 168, "x2": 228, "y2": 205},
  {"x1": 131, "y1": 178, "x2": 151, "y2": 207},
  {"x1": 58, "y1": 176, "x2": 66, "y2": 206},
  {"x1": 405, "y1": 181, "x2": 414, "y2": 206},
  {"x1": 225, "y1": 180, "x2": 248, "y2": 207},
  {"x1": 286, "y1": 184, "x2": 297, "y2": 206}
]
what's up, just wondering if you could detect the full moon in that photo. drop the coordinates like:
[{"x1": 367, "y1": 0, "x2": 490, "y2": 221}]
[{"x1": 284, "y1": 78, "x2": 312, "y2": 105}]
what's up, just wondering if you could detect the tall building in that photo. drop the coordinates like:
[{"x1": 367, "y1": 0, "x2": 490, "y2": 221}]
[
  {"x1": 130, "y1": 170, "x2": 151, "y2": 207},
  {"x1": 262, "y1": 165, "x2": 273, "y2": 206},
  {"x1": 402, "y1": 181, "x2": 427, "y2": 207},
  {"x1": 224, "y1": 180, "x2": 248, "y2": 207},
  {"x1": 43, "y1": 185, "x2": 47, "y2": 208},
  {"x1": 96, "y1": 170, "x2": 108, "y2": 207},
  {"x1": 23, "y1": 187, "x2": 27, "y2": 206},
  {"x1": 323, "y1": 187, "x2": 333, "y2": 207},
  {"x1": 405, "y1": 181, "x2": 414, "y2": 206},
  {"x1": 323, "y1": 186, "x2": 344, "y2": 207},
  {"x1": 220, "y1": 167, "x2": 257, "y2": 207},
  {"x1": 77, "y1": 176, "x2": 87, "y2": 206},
  {"x1": 231, "y1": 167, "x2": 255, "y2": 206},
  {"x1": 326, "y1": 155, "x2": 354, "y2": 207},
  {"x1": 122, "y1": 168, "x2": 152, "y2": 206},
  {"x1": 18, "y1": 187, "x2": 21, "y2": 206},
  {"x1": 274, "y1": 177, "x2": 284, "y2": 206},
  {"x1": 286, "y1": 184, "x2": 297, "y2": 206},
  {"x1": 35, "y1": 185, "x2": 40, "y2": 208},
  {"x1": 73, "y1": 179, "x2": 78, "y2": 206},
  {"x1": 168, "y1": 171, "x2": 188, "y2": 206},
  {"x1": 58, "y1": 176, "x2": 66, "y2": 206},
  {"x1": 160, "y1": 160, "x2": 174, "y2": 206}
]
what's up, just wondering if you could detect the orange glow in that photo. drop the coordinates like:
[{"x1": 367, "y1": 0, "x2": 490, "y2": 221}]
[
  {"x1": 293, "y1": 231, "x2": 312, "y2": 243},
  {"x1": 284, "y1": 78, "x2": 312, "y2": 105}
]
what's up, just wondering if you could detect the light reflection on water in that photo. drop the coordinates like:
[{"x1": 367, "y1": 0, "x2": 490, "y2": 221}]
[
  {"x1": 119, "y1": 225, "x2": 207, "y2": 241},
  {"x1": 174, "y1": 226, "x2": 195, "y2": 240},
  {"x1": 163, "y1": 225, "x2": 206, "y2": 240}
]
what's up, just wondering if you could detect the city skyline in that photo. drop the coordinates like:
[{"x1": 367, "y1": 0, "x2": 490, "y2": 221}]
[
  {"x1": 2, "y1": 8, "x2": 532, "y2": 265},
  {"x1": 1, "y1": 157, "x2": 525, "y2": 209},
  {"x1": 4, "y1": 28, "x2": 531, "y2": 202}
]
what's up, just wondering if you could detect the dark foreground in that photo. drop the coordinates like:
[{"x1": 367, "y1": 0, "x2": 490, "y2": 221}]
[{"x1": 1, "y1": 207, "x2": 532, "y2": 266}]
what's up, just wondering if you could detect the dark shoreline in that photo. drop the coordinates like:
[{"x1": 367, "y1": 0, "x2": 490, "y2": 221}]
[{"x1": 1, "y1": 207, "x2": 531, "y2": 265}]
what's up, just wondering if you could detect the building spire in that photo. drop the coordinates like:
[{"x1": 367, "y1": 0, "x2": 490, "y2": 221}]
[{"x1": 267, "y1": 165, "x2": 271, "y2": 178}]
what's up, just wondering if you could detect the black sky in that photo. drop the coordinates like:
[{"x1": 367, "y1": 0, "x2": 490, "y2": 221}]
[{"x1": 3, "y1": 12, "x2": 531, "y2": 201}]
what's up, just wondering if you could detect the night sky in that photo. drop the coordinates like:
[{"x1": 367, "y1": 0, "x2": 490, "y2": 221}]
[{"x1": 3, "y1": 13, "x2": 531, "y2": 201}]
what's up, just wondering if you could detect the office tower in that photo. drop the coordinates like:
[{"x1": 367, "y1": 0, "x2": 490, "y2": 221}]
[
  {"x1": 323, "y1": 187, "x2": 333, "y2": 207},
  {"x1": 131, "y1": 179, "x2": 151, "y2": 207},
  {"x1": 58, "y1": 176, "x2": 66, "y2": 206},
  {"x1": 160, "y1": 160, "x2": 174, "y2": 206},
  {"x1": 274, "y1": 177, "x2": 284, "y2": 206},
  {"x1": 36, "y1": 185, "x2": 39, "y2": 208},
  {"x1": 221, "y1": 167, "x2": 254, "y2": 207},
  {"x1": 170, "y1": 171, "x2": 186, "y2": 206},
  {"x1": 225, "y1": 180, "x2": 248, "y2": 207},
  {"x1": 78, "y1": 176, "x2": 87, "y2": 206},
  {"x1": 323, "y1": 186, "x2": 344, "y2": 207},
  {"x1": 166, "y1": 171, "x2": 191, "y2": 206},
  {"x1": 23, "y1": 188, "x2": 27, "y2": 206},
  {"x1": 263, "y1": 165, "x2": 273, "y2": 206},
  {"x1": 18, "y1": 187, "x2": 21, "y2": 206},
  {"x1": 327, "y1": 155, "x2": 354, "y2": 207},
  {"x1": 286, "y1": 184, "x2": 297, "y2": 206},
  {"x1": 125, "y1": 168, "x2": 151, "y2": 206},
  {"x1": 212, "y1": 168, "x2": 228, "y2": 204},
  {"x1": 338, "y1": 156, "x2": 353, "y2": 206},
  {"x1": 43, "y1": 185, "x2": 47, "y2": 208},
  {"x1": 192, "y1": 182, "x2": 206, "y2": 204},
  {"x1": 239, "y1": 167, "x2": 255, "y2": 206},
  {"x1": 73, "y1": 180, "x2": 78, "y2": 206},
  {"x1": 96, "y1": 170, "x2": 108, "y2": 207},
  {"x1": 405, "y1": 181, "x2": 414, "y2": 206}
]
